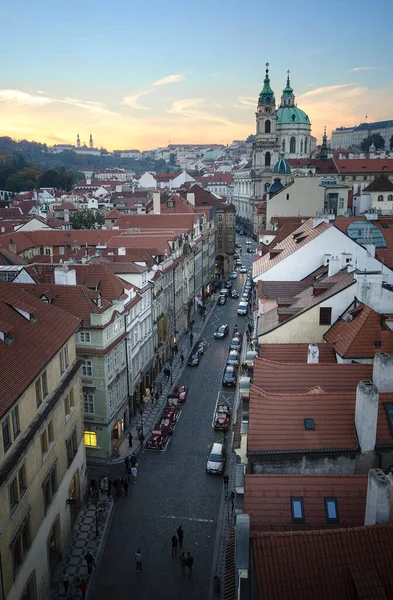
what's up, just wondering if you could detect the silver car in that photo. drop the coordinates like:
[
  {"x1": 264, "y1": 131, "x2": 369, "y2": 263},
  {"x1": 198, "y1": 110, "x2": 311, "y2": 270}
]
[{"x1": 227, "y1": 350, "x2": 239, "y2": 367}]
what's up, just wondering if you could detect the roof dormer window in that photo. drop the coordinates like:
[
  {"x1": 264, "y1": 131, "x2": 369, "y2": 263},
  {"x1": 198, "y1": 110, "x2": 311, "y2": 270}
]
[
  {"x1": 324, "y1": 497, "x2": 339, "y2": 523},
  {"x1": 290, "y1": 497, "x2": 304, "y2": 523}
]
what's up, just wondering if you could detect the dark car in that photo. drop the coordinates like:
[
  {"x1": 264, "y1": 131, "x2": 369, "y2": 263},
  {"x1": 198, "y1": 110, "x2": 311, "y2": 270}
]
[
  {"x1": 231, "y1": 289, "x2": 239, "y2": 299},
  {"x1": 246, "y1": 247, "x2": 255, "y2": 254},
  {"x1": 218, "y1": 295, "x2": 227, "y2": 306},
  {"x1": 172, "y1": 384, "x2": 188, "y2": 403},
  {"x1": 187, "y1": 352, "x2": 200, "y2": 367},
  {"x1": 235, "y1": 243, "x2": 242, "y2": 248},
  {"x1": 193, "y1": 340, "x2": 207, "y2": 355},
  {"x1": 224, "y1": 280, "x2": 232, "y2": 289},
  {"x1": 223, "y1": 365, "x2": 237, "y2": 387},
  {"x1": 214, "y1": 324, "x2": 229, "y2": 338}
]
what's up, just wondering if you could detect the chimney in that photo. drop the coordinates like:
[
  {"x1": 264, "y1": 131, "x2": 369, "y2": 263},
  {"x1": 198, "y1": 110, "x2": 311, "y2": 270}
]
[
  {"x1": 8, "y1": 239, "x2": 17, "y2": 254},
  {"x1": 187, "y1": 192, "x2": 195, "y2": 206},
  {"x1": 373, "y1": 352, "x2": 393, "y2": 392},
  {"x1": 54, "y1": 266, "x2": 77, "y2": 286},
  {"x1": 63, "y1": 209, "x2": 70, "y2": 223},
  {"x1": 307, "y1": 343, "x2": 319, "y2": 363},
  {"x1": 355, "y1": 380, "x2": 379, "y2": 452},
  {"x1": 328, "y1": 256, "x2": 341, "y2": 277},
  {"x1": 153, "y1": 191, "x2": 160, "y2": 215},
  {"x1": 364, "y1": 468, "x2": 392, "y2": 526}
]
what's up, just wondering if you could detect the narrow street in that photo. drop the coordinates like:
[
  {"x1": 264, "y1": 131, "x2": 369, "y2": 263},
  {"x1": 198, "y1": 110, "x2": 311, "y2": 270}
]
[{"x1": 91, "y1": 240, "x2": 255, "y2": 600}]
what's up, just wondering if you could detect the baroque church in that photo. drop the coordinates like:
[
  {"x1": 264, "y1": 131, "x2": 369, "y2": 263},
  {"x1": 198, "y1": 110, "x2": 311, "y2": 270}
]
[{"x1": 233, "y1": 63, "x2": 312, "y2": 234}]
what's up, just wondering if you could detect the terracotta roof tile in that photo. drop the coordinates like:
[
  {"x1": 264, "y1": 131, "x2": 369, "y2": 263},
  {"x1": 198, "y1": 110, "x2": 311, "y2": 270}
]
[
  {"x1": 324, "y1": 302, "x2": 393, "y2": 358},
  {"x1": 363, "y1": 174, "x2": 393, "y2": 192},
  {"x1": 244, "y1": 474, "x2": 367, "y2": 533},
  {"x1": 335, "y1": 159, "x2": 393, "y2": 174},
  {"x1": 259, "y1": 280, "x2": 310, "y2": 300},
  {"x1": 259, "y1": 343, "x2": 337, "y2": 363},
  {"x1": 252, "y1": 524, "x2": 393, "y2": 600},
  {"x1": 0, "y1": 281, "x2": 80, "y2": 416}
]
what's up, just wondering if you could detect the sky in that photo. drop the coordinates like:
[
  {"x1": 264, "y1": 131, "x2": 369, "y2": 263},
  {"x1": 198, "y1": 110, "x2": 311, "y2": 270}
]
[{"x1": 1, "y1": 0, "x2": 392, "y2": 151}]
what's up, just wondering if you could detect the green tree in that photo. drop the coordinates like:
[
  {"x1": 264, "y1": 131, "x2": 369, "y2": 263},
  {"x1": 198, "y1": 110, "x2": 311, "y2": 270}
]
[
  {"x1": 70, "y1": 209, "x2": 103, "y2": 229},
  {"x1": 39, "y1": 169, "x2": 59, "y2": 188},
  {"x1": 360, "y1": 133, "x2": 385, "y2": 153},
  {"x1": 169, "y1": 153, "x2": 176, "y2": 165},
  {"x1": 5, "y1": 167, "x2": 40, "y2": 192}
]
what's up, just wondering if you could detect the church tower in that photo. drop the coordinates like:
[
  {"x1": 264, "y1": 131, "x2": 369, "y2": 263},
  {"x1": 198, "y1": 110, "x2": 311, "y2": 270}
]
[
  {"x1": 320, "y1": 126, "x2": 328, "y2": 161},
  {"x1": 89, "y1": 133, "x2": 93, "y2": 149},
  {"x1": 251, "y1": 63, "x2": 280, "y2": 200},
  {"x1": 76, "y1": 133, "x2": 81, "y2": 148}
]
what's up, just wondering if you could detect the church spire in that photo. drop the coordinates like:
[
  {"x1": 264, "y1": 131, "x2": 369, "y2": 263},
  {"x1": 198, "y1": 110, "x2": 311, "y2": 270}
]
[
  {"x1": 76, "y1": 133, "x2": 80, "y2": 148},
  {"x1": 258, "y1": 62, "x2": 275, "y2": 106},
  {"x1": 320, "y1": 126, "x2": 329, "y2": 161},
  {"x1": 89, "y1": 133, "x2": 93, "y2": 149},
  {"x1": 280, "y1": 69, "x2": 295, "y2": 107}
]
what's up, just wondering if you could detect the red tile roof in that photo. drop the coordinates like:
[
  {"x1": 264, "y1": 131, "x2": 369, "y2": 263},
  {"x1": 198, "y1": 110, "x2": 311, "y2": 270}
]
[
  {"x1": 259, "y1": 343, "x2": 337, "y2": 363},
  {"x1": 252, "y1": 358, "x2": 373, "y2": 393},
  {"x1": 363, "y1": 174, "x2": 393, "y2": 192},
  {"x1": 0, "y1": 281, "x2": 80, "y2": 417},
  {"x1": 324, "y1": 302, "x2": 393, "y2": 358},
  {"x1": 252, "y1": 525, "x2": 393, "y2": 600},
  {"x1": 244, "y1": 474, "x2": 367, "y2": 533},
  {"x1": 248, "y1": 386, "x2": 359, "y2": 453},
  {"x1": 259, "y1": 280, "x2": 310, "y2": 300},
  {"x1": 335, "y1": 158, "x2": 393, "y2": 174},
  {"x1": 114, "y1": 213, "x2": 199, "y2": 231},
  {"x1": 288, "y1": 158, "x2": 338, "y2": 174}
]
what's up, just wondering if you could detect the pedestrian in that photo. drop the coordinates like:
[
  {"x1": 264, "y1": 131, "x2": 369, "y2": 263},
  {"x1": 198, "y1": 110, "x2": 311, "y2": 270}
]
[
  {"x1": 186, "y1": 552, "x2": 193, "y2": 576},
  {"x1": 190, "y1": 332, "x2": 194, "y2": 346},
  {"x1": 135, "y1": 549, "x2": 143, "y2": 571},
  {"x1": 128, "y1": 432, "x2": 133, "y2": 448},
  {"x1": 180, "y1": 353, "x2": 184, "y2": 366},
  {"x1": 171, "y1": 535, "x2": 178, "y2": 556},
  {"x1": 123, "y1": 478, "x2": 129, "y2": 496},
  {"x1": 155, "y1": 390, "x2": 160, "y2": 403},
  {"x1": 124, "y1": 455, "x2": 130, "y2": 472},
  {"x1": 62, "y1": 570, "x2": 70, "y2": 593},
  {"x1": 84, "y1": 551, "x2": 95, "y2": 574},
  {"x1": 107, "y1": 479, "x2": 112, "y2": 497},
  {"x1": 131, "y1": 465, "x2": 138, "y2": 484},
  {"x1": 223, "y1": 474, "x2": 229, "y2": 493},
  {"x1": 177, "y1": 526, "x2": 184, "y2": 548},
  {"x1": 79, "y1": 578, "x2": 87, "y2": 599},
  {"x1": 130, "y1": 453, "x2": 137, "y2": 467},
  {"x1": 180, "y1": 552, "x2": 187, "y2": 576},
  {"x1": 174, "y1": 343, "x2": 179, "y2": 355}
]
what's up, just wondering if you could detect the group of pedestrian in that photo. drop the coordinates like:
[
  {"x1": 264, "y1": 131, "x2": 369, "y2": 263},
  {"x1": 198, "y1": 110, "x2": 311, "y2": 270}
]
[
  {"x1": 171, "y1": 525, "x2": 183, "y2": 556},
  {"x1": 179, "y1": 552, "x2": 194, "y2": 577},
  {"x1": 62, "y1": 552, "x2": 95, "y2": 598}
]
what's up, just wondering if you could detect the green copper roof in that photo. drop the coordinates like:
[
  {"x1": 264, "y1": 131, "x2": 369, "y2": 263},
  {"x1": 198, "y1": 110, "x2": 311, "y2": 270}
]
[
  {"x1": 277, "y1": 106, "x2": 310, "y2": 125},
  {"x1": 258, "y1": 63, "x2": 275, "y2": 106},
  {"x1": 273, "y1": 152, "x2": 291, "y2": 175},
  {"x1": 282, "y1": 71, "x2": 294, "y2": 96}
]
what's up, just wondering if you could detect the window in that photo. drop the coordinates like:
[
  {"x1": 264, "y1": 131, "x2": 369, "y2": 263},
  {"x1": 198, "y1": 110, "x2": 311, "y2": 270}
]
[
  {"x1": 319, "y1": 307, "x2": 332, "y2": 326},
  {"x1": 66, "y1": 429, "x2": 78, "y2": 466},
  {"x1": 35, "y1": 379, "x2": 43, "y2": 407},
  {"x1": 265, "y1": 152, "x2": 271, "y2": 166},
  {"x1": 20, "y1": 571, "x2": 37, "y2": 600},
  {"x1": 352, "y1": 175, "x2": 356, "y2": 181},
  {"x1": 304, "y1": 418, "x2": 315, "y2": 430},
  {"x1": 12, "y1": 515, "x2": 31, "y2": 575},
  {"x1": 107, "y1": 354, "x2": 113, "y2": 373},
  {"x1": 42, "y1": 371, "x2": 48, "y2": 398},
  {"x1": 264, "y1": 119, "x2": 271, "y2": 134},
  {"x1": 41, "y1": 431, "x2": 48, "y2": 457},
  {"x1": 377, "y1": 194, "x2": 384, "y2": 202},
  {"x1": 290, "y1": 497, "x2": 305, "y2": 523},
  {"x1": 83, "y1": 393, "x2": 95, "y2": 414},
  {"x1": 60, "y1": 345, "x2": 69, "y2": 374},
  {"x1": 84, "y1": 431, "x2": 97, "y2": 447},
  {"x1": 290, "y1": 137, "x2": 296, "y2": 154},
  {"x1": 79, "y1": 332, "x2": 91, "y2": 343},
  {"x1": 217, "y1": 214, "x2": 223, "y2": 221},
  {"x1": 363, "y1": 175, "x2": 368, "y2": 181},
  {"x1": 9, "y1": 465, "x2": 27, "y2": 512},
  {"x1": 324, "y1": 497, "x2": 339, "y2": 522},
  {"x1": 384, "y1": 404, "x2": 393, "y2": 434},
  {"x1": 282, "y1": 139, "x2": 285, "y2": 152},
  {"x1": 81, "y1": 360, "x2": 93, "y2": 377},
  {"x1": 339, "y1": 198, "x2": 344, "y2": 209},
  {"x1": 388, "y1": 195, "x2": 393, "y2": 202},
  {"x1": 341, "y1": 175, "x2": 345, "y2": 181},
  {"x1": 2, "y1": 416, "x2": 11, "y2": 451},
  {"x1": 65, "y1": 389, "x2": 75, "y2": 416},
  {"x1": 43, "y1": 464, "x2": 58, "y2": 511},
  {"x1": 304, "y1": 137, "x2": 308, "y2": 153},
  {"x1": 48, "y1": 420, "x2": 54, "y2": 444},
  {"x1": 44, "y1": 248, "x2": 51, "y2": 255},
  {"x1": 10, "y1": 477, "x2": 19, "y2": 511}
]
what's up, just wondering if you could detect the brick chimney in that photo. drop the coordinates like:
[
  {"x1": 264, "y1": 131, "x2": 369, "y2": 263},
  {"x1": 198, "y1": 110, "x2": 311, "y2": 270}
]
[
  {"x1": 373, "y1": 352, "x2": 393, "y2": 392},
  {"x1": 364, "y1": 469, "x2": 392, "y2": 526},
  {"x1": 355, "y1": 380, "x2": 379, "y2": 452}
]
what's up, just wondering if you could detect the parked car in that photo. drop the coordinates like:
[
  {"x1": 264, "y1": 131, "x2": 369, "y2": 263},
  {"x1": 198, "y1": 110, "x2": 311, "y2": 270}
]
[
  {"x1": 233, "y1": 252, "x2": 239, "y2": 259},
  {"x1": 241, "y1": 294, "x2": 249, "y2": 303},
  {"x1": 214, "y1": 324, "x2": 229, "y2": 338},
  {"x1": 187, "y1": 352, "x2": 200, "y2": 367},
  {"x1": 193, "y1": 340, "x2": 207, "y2": 355},
  {"x1": 206, "y1": 442, "x2": 225, "y2": 474},
  {"x1": 235, "y1": 243, "x2": 242, "y2": 248},
  {"x1": 231, "y1": 289, "x2": 239, "y2": 299},
  {"x1": 237, "y1": 302, "x2": 248, "y2": 315},
  {"x1": 236, "y1": 260, "x2": 243, "y2": 267},
  {"x1": 227, "y1": 350, "x2": 240, "y2": 367},
  {"x1": 171, "y1": 384, "x2": 188, "y2": 403},
  {"x1": 246, "y1": 240, "x2": 252, "y2": 245},
  {"x1": 246, "y1": 248, "x2": 255, "y2": 254},
  {"x1": 214, "y1": 402, "x2": 231, "y2": 432},
  {"x1": 239, "y1": 266, "x2": 247, "y2": 273},
  {"x1": 220, "y1": 288, "x2": 229, "y2": 297},
  {"x1": 229, "y1": 337, "x2": 242, "y2": 352},
  {"x1": 218, "y1": 295, "x2": 227, "y2": 306},
  {"x1": 224, "y1": 280, "x2": 232, "y2": 289},
  {"x1": 233, "y1": 329, "x2": 243, "y2": 341},
  {"x1": 230, "y1": 271, "x2": 238, "y2": 279},
  {"x1": 223, "y1": 365, "x2": 237, "y2": 387}
]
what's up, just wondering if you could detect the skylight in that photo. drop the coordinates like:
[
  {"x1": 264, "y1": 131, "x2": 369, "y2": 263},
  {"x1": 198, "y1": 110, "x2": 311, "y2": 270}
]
[
  {"x1": 324, "y1": 497, "x2": 339, "y2": 522},
  {"x1": 290, "y1": 497, "x2": 304, "y2": 522},
  {"x1": 304, "y1": 418, "x2": 315, "y2": 430}
]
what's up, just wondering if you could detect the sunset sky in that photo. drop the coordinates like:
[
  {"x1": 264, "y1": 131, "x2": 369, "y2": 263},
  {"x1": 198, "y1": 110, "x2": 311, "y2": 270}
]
[{"x1": 1, "y1": 0, "x2": 392, "y2": 151}]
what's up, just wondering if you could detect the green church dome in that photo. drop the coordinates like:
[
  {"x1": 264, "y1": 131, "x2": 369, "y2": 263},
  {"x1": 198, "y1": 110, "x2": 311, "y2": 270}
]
[{"x1": 277, "y1": 106, "x2": 310, "y2": 125}]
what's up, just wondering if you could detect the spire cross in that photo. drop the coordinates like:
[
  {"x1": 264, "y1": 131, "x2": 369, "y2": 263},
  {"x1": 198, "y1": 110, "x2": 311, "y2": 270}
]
[{"x1": 286, "y1": 69, "x2": 290, "y2": 85}]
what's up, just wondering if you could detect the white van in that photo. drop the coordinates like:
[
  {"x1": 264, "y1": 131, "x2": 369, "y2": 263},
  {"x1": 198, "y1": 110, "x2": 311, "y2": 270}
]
[
  {"x1": 237, "y1": 301, "x2": 248, "y2": 315},
  {"x1": 206, "y1": 442, "x2": 225, "y2": 474}
]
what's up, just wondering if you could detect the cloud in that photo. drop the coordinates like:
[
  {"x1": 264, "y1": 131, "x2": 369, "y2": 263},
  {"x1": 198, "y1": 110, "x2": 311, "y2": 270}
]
[
  {"x1": 168, "y1": 98, "x2": 234, "y2": 125},
  {"x1": 233, "y1": 96, "x2": 255, "y2": 110},
  {"x1": 0, "y1": 89, "x2": 53, "y2": 106},
  {"x1": 121, "y1": 91, "x2": 152, "y2": 111},
  {"x1": 349, "y1": 67, "x2": 379, "y2": 72},
  {"x1": 299, "y1": 84, "x2": 353, "y2": 99},
  {"x1": 61, "y1": 97, "x2": 116, "y2": 116},
  {"x1": 151, "y1": 73, "x2": 187, "y2": 87},
  {"x1": 300, "y1": 50, "x2": 320, "y2": 57}
]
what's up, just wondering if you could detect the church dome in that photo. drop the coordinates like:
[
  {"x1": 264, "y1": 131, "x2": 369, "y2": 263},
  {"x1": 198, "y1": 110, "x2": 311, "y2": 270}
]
[
  {"x1": 277, "y1": 105, "x2": 310, "y2": 125},
  {"x1": 273, "y1": 152, "x2": 291, "y2": 175},
  {"x1": 268, "y1": 177, "x2": 284, "y2": 195}
]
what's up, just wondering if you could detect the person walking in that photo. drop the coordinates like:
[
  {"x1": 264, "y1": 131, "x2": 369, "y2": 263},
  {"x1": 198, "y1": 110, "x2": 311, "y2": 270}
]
[
  {"x1": 130, "y1": 453, "x2": 137, "y2": 467},
  {"x1": 123, "y1": 478, "x2": 129, "y2": 496},
  {"x1": 84, "y1": 551, "x2": 95, "y2": 574},
  {"x1": 223, "y1": 474, "x2": 229, "y2": 494},
  {"x1": 79, "y1": 578, "x2": 87, "y2": 599},
  {"x1": 189, "y1": 332, "x2": 194, "y2": 346},
  {"x1": 131, "y1": 465, "x2": 138, "y2": 484},
  {"x1": 177, "y1": 526, "x2": 184, "y2": 548},
  {"x1": 135, "y1": 549, "x2": 143, "y2": 571},
  {"x1": 180, "y1": 552, "x2": 187, "y2": 576},
  {"x1": 62, "y1": 570, "x2": 70, "y2": 593},
  {"x1": 186, "y1": 552, "x2": 193, "y2": 576},
  {"x1": 155, "y1": 390, "x2": 160, "y2": 403},
  {"x1": 180, "y1": 353, "x2": 184, "y2": 366},
  {"x1": 128, "y1": 432, "x2": 133, "y2": 448},
  {"x1": 171, "y1": 535, "x2": 178, "y2": 556},
  {"x1": 124, "y1": 455, "x2": 130, "y2": 473}
]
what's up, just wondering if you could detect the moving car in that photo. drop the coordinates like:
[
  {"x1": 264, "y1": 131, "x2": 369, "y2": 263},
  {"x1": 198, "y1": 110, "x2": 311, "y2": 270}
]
[
  {"x1": 223, "y1": 365, "x2": 237, "y2": 387},
  {"x1": 187, "y1": 352, "x2": 200, "y2": 367},
  {"x1": 218, "y1": 295, "x2": 227, "y2": 306},
  {"x1": 227, "y1": 350, "x2": 240, "y2": 367},
  {"x1": 235, "y1": 243, "x2": 242, "y2": 248},
  {"x1": 206, "y1": 442, "x2": 225, "y2": 474},
  {"x1": 214, "y1": 402, "x2": 231, "y2": 432},
  {"x1": 239, "y1": 266, "x2": 247, "y2": 273},
  {"x1": 246, "y1": 248, "x2": 255, "y2": 254},
  {"x1": 224, "y1": 280, "x2": 232, "y2": 289},
  {"x1": 237, "y1": 301, "x2": 248, "y2": 315},
  {"x1": 229, "y1": 337, "x2": 242, "y2": 352},
  {"x1": 214, "y1": 324, "x2": 229, "y2": 338},
  {"x1": 171, "y1": 384, "x2": 188, "y2": 403},
  {"x1": 231, "y1": 289, "x2": 239, "y2": 299},
  {"x1": 220, "y1": 288, "x2": 229, "y2": 297},
  {"x1": 193, "y1": 340, "x2": 207, "y2": 355},
  {"x1": 246, "y1": 240, "x2": 252, "y2": 245},
  {"x1": 236, "y1": 259, "x2": 243, "y2": 267}
]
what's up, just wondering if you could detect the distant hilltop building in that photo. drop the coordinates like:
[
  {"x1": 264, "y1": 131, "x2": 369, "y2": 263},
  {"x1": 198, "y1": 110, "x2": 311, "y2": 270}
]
[
  {"x1": 51, "y1": 133, "x2": 101, "y2": 156},
  {"x1": 331, "y1": 120, "x2": 393, "y2": 149}
]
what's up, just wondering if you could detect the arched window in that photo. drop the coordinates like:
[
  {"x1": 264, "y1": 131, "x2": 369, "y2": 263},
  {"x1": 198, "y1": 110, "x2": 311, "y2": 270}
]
[
  {"x1": 290, "y1": 137, "x2": 296, "y2": 153},
  {"x1": 282, "y1": 139, "x2": 285, "y2": 152},
  {"x1": 388, "y1": 195, "x2": 393, "y2": 201},
  {"x1": 304, "y1": 137, "x2": 308, "y2": 153},
  {"x1": 265, "y1": 152, "x2": 271, "y2": 166},
  {"x1": 378, "y1": 195, "x2": 384, "y2": 202},
  {"x1": 265, "y1": 120, "x2": 271, "y2": 134},
  {"x1": 300, "y1": 139, "x2": 303, "y2": 153}
]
